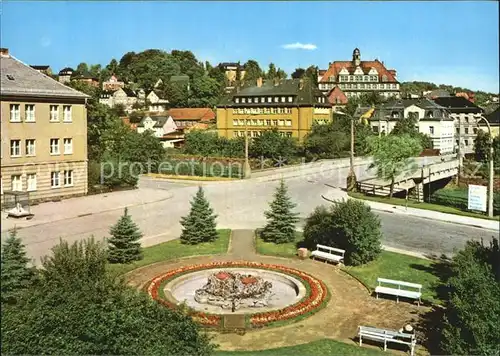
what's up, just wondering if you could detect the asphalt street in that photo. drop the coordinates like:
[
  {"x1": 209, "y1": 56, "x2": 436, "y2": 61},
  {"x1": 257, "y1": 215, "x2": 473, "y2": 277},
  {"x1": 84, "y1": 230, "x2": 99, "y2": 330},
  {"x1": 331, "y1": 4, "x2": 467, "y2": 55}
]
[{"x1": 3, "y1": 164, "x2": 497, "y2": 265}]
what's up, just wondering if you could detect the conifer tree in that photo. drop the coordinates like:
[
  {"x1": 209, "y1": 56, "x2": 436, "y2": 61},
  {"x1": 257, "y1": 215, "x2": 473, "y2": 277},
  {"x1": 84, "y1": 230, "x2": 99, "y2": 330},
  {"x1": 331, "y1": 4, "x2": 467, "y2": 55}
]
[
  {"x1": 262, "y1": 180, "x2": 299, "y2": 244},
  {"x1": 1, "y1": 228, "x2": 35, "y2": 303},
  {"x1": 107, "y1": 208, "x2": 143, "y2": 264},
  {"x1": 180, "y1": 186, "x2": 218, "y2": 244}
]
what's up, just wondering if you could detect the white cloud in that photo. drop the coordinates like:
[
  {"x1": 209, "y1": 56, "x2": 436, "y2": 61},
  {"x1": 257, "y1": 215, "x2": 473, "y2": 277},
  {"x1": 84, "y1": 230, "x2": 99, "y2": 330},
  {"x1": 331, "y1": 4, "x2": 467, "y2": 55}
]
[{"x1": 281, "y1": 42, "x2": 317, "y2": 50}]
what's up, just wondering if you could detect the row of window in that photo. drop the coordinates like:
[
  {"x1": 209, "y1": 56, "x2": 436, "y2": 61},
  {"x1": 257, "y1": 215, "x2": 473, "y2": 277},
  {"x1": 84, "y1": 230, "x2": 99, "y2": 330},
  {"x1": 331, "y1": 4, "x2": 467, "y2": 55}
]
[
  {"x1": 329, "y1": 75, "x2": 381, "y2": 82},
  {"x1": 234, "y1": 96, "x2": 294, "y2": 104},
  {"x1": 233, "y1": 131, "x2": 292, "y2": 138},
  {"x1": 319, "y1": 83, "x2": 398, "y2": 90},
  {"x1": 232, "y1": 107, "x2": 293, "y2": 115},
  {"x1": 233, "y1": 119, "x2": 292, "y2": 127},
  {"x1": 456, "y1": 127, "x2": 478, "y2": 135},
  {"x1": 6, "y1": 170, "x2": 74, "y2": 193},
  {"x1": 9, "y1": 104, "x2": 73, "y2": 123},
  {"x1": 8, "y1": 138, "x2": 73, "y2": 157}
]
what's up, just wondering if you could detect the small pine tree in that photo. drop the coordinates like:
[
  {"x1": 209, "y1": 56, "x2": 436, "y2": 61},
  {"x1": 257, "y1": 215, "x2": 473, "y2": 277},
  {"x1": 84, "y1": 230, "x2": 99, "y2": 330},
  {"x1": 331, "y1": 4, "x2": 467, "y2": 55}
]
[
  {"x1": 180, "y1": 186, "x2": 218, "y2": 245},
  {"x1": 262, "y1": 180, "x2": 299, "y2": 244},
  {"x1": 1, "y1": 228, "x2": 35, "y2": 303},
  {"x1": 107, "y1": 208, "x2": 143, "y2": 264}
]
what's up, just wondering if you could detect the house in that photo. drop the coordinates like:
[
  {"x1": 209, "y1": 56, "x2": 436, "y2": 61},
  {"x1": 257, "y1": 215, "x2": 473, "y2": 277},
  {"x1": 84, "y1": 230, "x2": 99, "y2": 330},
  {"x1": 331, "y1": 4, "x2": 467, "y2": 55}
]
[
  {"x1": 102, "y1": 74, "x2": 125, "y2": 92},
  {"x1": 326, "y1": 86, "x2": 348, "y2": 112},
  {"x1": 58, "y1": 67, "x2": 74, "y2": 83},
  {"x1": 455, "y1": 92, "x2": 475, "y2": 103},
  {"x1": 146, "y1": 90, "x2": 169, "y2": 112},
  {"x1": 423, "y1": 89, "x2": 451, "y2": 99},
  {"x1": 318, "y1": 48, "x2": 400, "y2": 101},
  {"x1": 72, "y1": 72, "x2": 99, "y2": 88},
  {"x1": 432, "y1": 96, "x2": 484, "y2": 154},
  {"x1": 217, "y1": 77, "x2": 332, "y2": 141},
  {"x1": 219, "y1": 62, "x2": 246, "y2": 86},
  {"x1": 1, "y1": 48, "x2": 89, "y2": 202},
  {"x1": 99, "y1": 87, "x2": 138, "y2": 112},
  {"x1": 30, "y1": 65, "x2": 52, "y2": 76},
  {"x1": 136, "y1": 115, "x2": 179, "y2": 148},
  {"x1": 370, "y1": 98, "x2": 455, "y2": 154},
  {"x1": 481, "y1": 106, "x2": 500, "y2": 138},
  {"x1": 168, "y1": 108, "x2": 215, "y2": 130}
]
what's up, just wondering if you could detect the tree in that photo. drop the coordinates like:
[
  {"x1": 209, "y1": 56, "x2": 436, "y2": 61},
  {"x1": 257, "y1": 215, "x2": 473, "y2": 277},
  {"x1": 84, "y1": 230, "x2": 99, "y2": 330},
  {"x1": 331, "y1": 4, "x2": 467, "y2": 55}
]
[
  {"x1": 250, "y1": 129, "x2": 298, "y2": 162},
  {"x1": 190, "y1": 76, "x2": 222, "y2": 107},
  {"x1": 1, "y1": 229, "x2": 35, "y2": 304},
  {"x1": 276, "y1": 68, "x2": 287, "y2": 80},
  {"x1": 303, "y1": 200, "x2": 382, "y2": 266},
  {"x1": 107, "y1": 208, "x2": 143, "y2": 264},
  {"x1": 261, "y1": 180, "x2": 299, "y2": 244},
  {"x1": 266, "y1": 63, "x2": 277, "y2": 80},
  {"x1": 180, "y1": 187, "x2": 218, "y2": 244},
  {"x1": 75, "y1": 62, "x2": 89, "y2": 76},
  {"x1": 164, "y1": 80, "x2": 189, "y2": 107},
  {"x1": 441, "y1": 238, "x2": 500, "y2": 355},
  {"x1": 291, "y1": 68, "x2": 305, "y2": 79},
  {"x1": 1, "y1": 238, "x2": 214, "y2": 356},
  {"x1": 368, "y1": 135, "x2": 422, "y2": 198},
  {"x1": 391, "y1": 113, "x2": 433, "y2": 149},
  {"x1": 304, "y1": 121, "x2": 350, "y2": 159},
  {"x1": 474, "y1": 130, "x2": 499, "y2": 168},
  {"x1": 243, "y1": 60, "x2": 264, "y2": 82},
  {"x1": 304, "y1": 65, "x2": 319, "y2": 85}
]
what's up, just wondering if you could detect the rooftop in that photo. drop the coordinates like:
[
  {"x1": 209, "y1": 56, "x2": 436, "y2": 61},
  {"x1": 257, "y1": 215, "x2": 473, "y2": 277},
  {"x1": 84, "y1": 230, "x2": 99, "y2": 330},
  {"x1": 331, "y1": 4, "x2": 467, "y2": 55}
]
[
  {"x1": 1, "y1": 53, "x2": 89, "y2": 99},
  {"x1": 432, "y1": 96, "x2": 483, "y2": 114},
  {"x1": 484, "y1": 106, "x2": 500, "y2": 125},
  {"x1": 167, "y1": 108, "x2": 215, "y2": 122}
]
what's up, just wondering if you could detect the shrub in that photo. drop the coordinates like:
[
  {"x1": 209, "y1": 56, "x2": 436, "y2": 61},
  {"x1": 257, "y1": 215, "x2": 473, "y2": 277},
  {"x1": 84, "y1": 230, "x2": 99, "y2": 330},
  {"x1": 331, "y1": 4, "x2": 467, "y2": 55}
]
[{"x1": 303, "y1": 200, "x2": 382, "y2": 266}]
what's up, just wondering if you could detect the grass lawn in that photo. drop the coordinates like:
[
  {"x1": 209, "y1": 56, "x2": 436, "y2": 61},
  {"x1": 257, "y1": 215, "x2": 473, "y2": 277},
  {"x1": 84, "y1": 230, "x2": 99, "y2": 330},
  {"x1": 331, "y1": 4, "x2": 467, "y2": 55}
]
[
  {"x1": 214, "y1": 339, "x2": 384, "y2": 356},
  {"x1": 343, "y1": 251, "x2": 443, "y2": 305},
  {"x1": 348, "y1": 191, "x2": 499, "y2": 221},
  {"x1": 107, "y1": 229, "x2": 231, "y2": 276},
  {"x1": 255, "y1": 231, "x2": 301, "y2": 258}
]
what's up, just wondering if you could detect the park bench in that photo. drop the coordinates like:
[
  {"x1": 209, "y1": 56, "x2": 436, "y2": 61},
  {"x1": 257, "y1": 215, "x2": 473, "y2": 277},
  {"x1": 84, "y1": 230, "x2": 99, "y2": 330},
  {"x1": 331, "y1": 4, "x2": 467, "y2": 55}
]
[
  {"x1": 310, "y1": 244, "x2": 345, "y2": 264},
  {"x1": 375, "y1": 278, "x2": 422, "y2": 305},
  {"x1": 358, "y1": 325, "x2": 416, "y2": 356}
]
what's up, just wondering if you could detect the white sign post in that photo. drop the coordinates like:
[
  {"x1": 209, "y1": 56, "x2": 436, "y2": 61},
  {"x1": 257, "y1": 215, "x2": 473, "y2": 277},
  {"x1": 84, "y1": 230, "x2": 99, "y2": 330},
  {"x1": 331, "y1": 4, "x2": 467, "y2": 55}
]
[{"x1": 468, "y1": 184, "x2": 487, "y2": 212}]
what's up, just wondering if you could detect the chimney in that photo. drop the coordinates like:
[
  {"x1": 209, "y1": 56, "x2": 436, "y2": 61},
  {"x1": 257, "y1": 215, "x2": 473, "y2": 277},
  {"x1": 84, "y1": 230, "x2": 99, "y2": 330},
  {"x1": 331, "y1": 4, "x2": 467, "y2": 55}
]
[
  {"x1": 273, "y1": 78, "x2": 280, "y2": 86},
  {"x1": 299, "y1": 79, "x2": 304, "y2": 90},
  {"x1": 0, "y1": 48, "x2": 9, "y2": 57},
  {"x1": 256, "y1": 77, "x2": 263, "y2": 88}
]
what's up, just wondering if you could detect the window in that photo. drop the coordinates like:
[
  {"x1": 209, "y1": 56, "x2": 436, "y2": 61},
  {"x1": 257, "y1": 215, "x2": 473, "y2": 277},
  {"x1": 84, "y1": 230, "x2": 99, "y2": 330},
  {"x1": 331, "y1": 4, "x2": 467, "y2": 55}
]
[
  {"x1": 64, "y1": 170, "x2": 73, "y2": 186},
  {"x1": 267, "y1": 97, "x2": 272, "y2": 103},
  {"x1": 465, "y1": 140, "x2": 469, "y2": 146},
  {"x1": 285, "y1": 132, "x2": 292, "y2": 138},
  {"x1": 10, "y1": 140, "x2": 21, "y2": 157},
  {"x1": 429, "y1": 126, "x2": 435, "y2": 135},
  {"x1": 51, "y1": 172, "x2": 60, "y2": 188},
  {"x1": 10, "y1": 104, "x2": 21, "y2": 122},
  {"x1": 281, "y1": 97, "x2": 286, "y2": 103},
  {"x1": 26, "y1": 139, "x2": 36, "y2": 156},
  {"x1": 63, "y1": 105, "x2": 72, "y2": 122},
  {"x1": 233, "y1": 120, "x2": 239, "y2": 126},
  {"x1": 266, "y1": 120, "x2": 271, "y2": 126},
  {"x1": 241, "y1": 98, "x2": 246, "y2": 103},
  {"x1": 25, "y1": 104, "x2": 35, "y2": 122},
  {"x1": 235, "y1": 98, "x2": 240, "y2": 104},
  {"x1": 50, "y1": 138, "x2": 60, "y2": 155},
  {"x1": 11, "y1": 175, "x2": 22, "y2": 192},
  {"x1": 288, "y1": 96, "x2": 293, "y2": 102},
  {"x1": 286, "y1": 120, "x2": 292, "y2": 127},
  {"x1": 278, "y1": 120, "x2": 284, "y2": 126},
  {"x1": 456, "y1": 128, "x2": 460, "y2": 134},
  {"x1": 27, "y1": 173, "x2": 37, "y2": 191},
  {"x1": 473, "y1": 128, "x2": 478, "y2": 134},
  {"x1": 465, "y1": 128, "x2": 469, "y2": 134}
]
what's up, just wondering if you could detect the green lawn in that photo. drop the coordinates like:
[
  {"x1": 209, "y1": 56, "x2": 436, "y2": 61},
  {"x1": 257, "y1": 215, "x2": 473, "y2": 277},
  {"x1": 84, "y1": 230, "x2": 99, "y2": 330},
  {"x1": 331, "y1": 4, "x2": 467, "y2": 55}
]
[
  {"x1": 214, "y1": 339, "x2": 384, "y2": 356},
  {"x1": 343, "y1": 251, "x2": 443, "y2": 304},
  {"x1": 107, "y1": 229, "x2": 231, "y2": 276},
  {"x1": 348, "y1": 192, "x2": 499, "y2": 221},
  {"x1": 255, "y1": 232, "x2": 300, "y2": 258}
]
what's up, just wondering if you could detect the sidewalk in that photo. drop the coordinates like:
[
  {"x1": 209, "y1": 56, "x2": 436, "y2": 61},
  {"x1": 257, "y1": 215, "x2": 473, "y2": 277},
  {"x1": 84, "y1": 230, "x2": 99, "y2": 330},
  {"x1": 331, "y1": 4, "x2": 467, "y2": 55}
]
[
  {"x1": 1, "y1": 188, "x2": 173, "y2": 232},
  {"x1": 322, "y1": 189, "x2": 500, "y2": 231}
]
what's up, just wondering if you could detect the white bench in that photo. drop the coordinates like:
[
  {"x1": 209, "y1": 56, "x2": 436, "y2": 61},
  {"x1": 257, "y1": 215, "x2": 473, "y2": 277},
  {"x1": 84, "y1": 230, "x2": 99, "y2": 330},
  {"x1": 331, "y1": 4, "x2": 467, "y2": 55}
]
[
  {"x1": 310, "y1": 244, "x2": 345, "y2": 264},
  {"x1": 358, "y1": 325, "x2": 416, "y2": 356},
  {"x1": 375, "y1": 278, "x2": 422, "y2": 305}
]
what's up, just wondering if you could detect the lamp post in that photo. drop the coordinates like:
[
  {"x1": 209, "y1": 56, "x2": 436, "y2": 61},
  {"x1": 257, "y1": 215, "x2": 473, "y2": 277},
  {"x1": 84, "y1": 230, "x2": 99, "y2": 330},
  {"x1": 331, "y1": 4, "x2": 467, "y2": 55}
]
[
  {"x1": 477, "y1": 117, "x2": 494, "y2": 218},
  {"x1": 243, "y1": 115, "x2": 252, "y2": 179},
  {"x1": 337, "y1": 109, "x2": 357, "y2": 191}
]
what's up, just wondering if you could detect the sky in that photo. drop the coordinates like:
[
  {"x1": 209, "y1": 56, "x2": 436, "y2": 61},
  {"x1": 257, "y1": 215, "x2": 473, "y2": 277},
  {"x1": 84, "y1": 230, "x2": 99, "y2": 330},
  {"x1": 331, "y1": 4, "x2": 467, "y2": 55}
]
[{"x1": 2, "y1": 1, "x2": 499, "y2": 92}]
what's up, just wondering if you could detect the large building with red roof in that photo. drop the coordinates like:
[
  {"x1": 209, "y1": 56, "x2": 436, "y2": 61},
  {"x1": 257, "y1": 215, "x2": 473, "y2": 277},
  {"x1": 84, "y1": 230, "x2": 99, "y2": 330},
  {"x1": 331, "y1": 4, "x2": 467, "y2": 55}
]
[{"x1": 318, "y1": 48, "x2": 401, "y2": 104}]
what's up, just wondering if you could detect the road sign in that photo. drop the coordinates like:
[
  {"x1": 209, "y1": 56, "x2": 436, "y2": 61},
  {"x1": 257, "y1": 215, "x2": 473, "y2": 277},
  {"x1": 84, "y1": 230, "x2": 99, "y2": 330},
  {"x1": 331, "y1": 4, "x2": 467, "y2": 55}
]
[{"x1": 468, "y1": 184, "x2": 487, "y2": 212}]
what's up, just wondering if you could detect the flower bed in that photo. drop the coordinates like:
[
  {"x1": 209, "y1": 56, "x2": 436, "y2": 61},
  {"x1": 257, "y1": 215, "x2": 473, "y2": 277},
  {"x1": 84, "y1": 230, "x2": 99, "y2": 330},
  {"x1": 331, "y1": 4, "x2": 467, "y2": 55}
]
[{"x1": 144, "y1": 261, "x2": 329, "y2": 328}]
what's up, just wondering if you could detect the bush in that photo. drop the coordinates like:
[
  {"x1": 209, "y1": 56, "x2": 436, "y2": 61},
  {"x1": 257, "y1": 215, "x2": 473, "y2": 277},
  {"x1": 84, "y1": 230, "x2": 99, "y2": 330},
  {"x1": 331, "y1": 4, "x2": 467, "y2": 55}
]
[
  {"x1": 441, "y1": 238, "x2": 500, "y2": 355},
  {"x1": 303, "y1": 200, "x2": 382, "y2": 266}
]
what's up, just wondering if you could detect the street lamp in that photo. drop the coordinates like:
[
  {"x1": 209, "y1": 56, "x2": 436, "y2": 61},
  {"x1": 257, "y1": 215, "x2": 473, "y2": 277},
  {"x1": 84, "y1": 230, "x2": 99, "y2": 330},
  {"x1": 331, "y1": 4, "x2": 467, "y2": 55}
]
[
  {"x1": 243, "y1": 115, "x2": 252, "y2": 179},
  {"x1": 477, "y1": 117, "x2": 494, "y2": 218},
  {"x1": 336, "y1": 109, "x2": 357, "y2": 191}
]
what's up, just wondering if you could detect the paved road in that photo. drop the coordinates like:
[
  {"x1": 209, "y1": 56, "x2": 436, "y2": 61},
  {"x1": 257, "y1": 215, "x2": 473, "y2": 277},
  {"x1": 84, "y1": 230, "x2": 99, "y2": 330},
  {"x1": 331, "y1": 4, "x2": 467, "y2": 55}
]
[{"x1": 3, "y1": 164, "x2": 496, "y2": 266}]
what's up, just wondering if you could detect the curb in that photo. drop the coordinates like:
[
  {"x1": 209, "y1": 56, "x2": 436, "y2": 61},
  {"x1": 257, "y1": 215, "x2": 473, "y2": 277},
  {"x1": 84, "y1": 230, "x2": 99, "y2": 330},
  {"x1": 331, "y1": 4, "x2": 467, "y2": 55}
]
[{"x1": 322, "y1": 192, "x2": 499, "y2": 231}]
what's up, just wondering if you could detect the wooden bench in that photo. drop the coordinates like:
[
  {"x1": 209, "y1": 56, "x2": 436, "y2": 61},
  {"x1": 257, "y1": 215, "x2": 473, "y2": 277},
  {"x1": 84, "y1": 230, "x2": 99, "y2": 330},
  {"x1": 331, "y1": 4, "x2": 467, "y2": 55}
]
[
  {"x1": 358, "y1": 325, "x2": 416, "y2": 356},
  {"x1": 375, "y1": 278, "x2": 422, "y2": 305},
  {"x1": 310, "y1": 244, "x2": 345, "y2": 264}
]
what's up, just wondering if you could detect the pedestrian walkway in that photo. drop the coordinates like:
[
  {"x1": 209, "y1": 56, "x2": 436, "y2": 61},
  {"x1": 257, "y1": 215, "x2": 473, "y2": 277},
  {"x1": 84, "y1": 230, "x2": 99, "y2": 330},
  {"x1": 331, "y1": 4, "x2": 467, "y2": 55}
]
[
  {"x1": 1, "y1": 188, "x2": 173, "y2": 232},
  {"x1": 228, "y1": 229, "x2": 257, "y2": 259},
  {"x1": 322, "y1": 188, "x2": 499, "y2": 231}
]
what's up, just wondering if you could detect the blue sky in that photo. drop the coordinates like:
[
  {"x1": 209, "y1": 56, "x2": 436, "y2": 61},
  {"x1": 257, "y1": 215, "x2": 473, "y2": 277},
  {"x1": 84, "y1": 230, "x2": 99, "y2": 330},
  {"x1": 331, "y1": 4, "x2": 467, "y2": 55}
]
[{"x1": 2, "y1": 1, "x2": 499, "y2": 92}]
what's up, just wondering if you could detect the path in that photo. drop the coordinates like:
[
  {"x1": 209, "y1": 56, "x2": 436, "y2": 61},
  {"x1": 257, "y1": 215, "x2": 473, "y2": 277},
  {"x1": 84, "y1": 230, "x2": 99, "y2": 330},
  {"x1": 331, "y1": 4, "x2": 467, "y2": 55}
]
[{"x1": 228, "y1": 229, "x2": 257, "y2": 259}]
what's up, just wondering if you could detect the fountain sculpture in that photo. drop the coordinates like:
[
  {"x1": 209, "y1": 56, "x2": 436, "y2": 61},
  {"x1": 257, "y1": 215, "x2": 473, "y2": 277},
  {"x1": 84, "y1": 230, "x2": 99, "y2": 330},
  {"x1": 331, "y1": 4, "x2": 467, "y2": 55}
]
[{"x1": 194, "y1": 270, "x2": 273, "y2": 311}]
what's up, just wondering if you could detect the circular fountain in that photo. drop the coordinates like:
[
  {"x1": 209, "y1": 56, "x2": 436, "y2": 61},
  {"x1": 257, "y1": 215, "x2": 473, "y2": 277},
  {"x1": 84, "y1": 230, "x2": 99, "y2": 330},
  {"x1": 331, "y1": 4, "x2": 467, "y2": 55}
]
[{"x1": 165, "y1": 268, "x2": 307, "y2": 314}]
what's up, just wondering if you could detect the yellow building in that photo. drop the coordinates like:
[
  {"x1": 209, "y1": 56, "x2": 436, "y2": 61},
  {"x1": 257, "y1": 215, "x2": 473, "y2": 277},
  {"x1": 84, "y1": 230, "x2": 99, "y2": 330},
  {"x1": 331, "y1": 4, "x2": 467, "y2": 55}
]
[
  {"x1": 1, "y1": 48, "x2": 89, "y2": 203},
  {"x1": 217, "y1": 78, "x2": 332, "y2": 141}
]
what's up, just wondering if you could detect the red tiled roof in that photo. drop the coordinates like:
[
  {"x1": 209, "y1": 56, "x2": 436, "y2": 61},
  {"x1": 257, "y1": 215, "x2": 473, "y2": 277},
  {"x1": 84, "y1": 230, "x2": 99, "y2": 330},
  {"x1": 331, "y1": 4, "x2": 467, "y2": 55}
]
[
  {"x1": 167, "y1": 108, "x2": 215, "y2": 122},
  {"x1": 319, "y1": 70, "x2": 327, "y2": 75},
  {"x1": 319, "y1": 59, "x2": 397, "y2": 83},
  {"x1": 327, "y1": 86, "x2": 348, "y2": 105}
]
